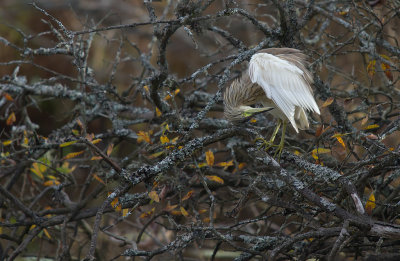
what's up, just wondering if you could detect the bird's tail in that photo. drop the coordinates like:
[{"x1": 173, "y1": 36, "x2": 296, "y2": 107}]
[{"x1": 294, "y1": 107, "x2": 309, "y2": 130}]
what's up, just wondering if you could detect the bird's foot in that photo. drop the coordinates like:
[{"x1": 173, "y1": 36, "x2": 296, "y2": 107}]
[
  {"x1": 255, "y1": 137, "x2": 278, "y2": 151},
  {"x1": 255, "y1": 137, "x2": 284, "y2": 160}
]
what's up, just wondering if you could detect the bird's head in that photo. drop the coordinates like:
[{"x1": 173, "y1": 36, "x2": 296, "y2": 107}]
[{"x1": 223, "y1": 76, "x2": 271, "y2": 122}]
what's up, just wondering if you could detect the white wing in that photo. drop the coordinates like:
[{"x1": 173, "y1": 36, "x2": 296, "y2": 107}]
[{"x1": 248, "y1": 52, "x2": 320, "y2": 131}]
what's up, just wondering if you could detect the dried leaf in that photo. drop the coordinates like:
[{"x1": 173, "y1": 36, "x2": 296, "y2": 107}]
[
  {"x1": 43, "y1": 228, "x2": 51, "y2": 239},
  {"x1": 205, "y1": 150, "x2": 214, "y2": 166},
  {"x1": 321, "y1": 97, "x2": 334, "y2": 108},
  {"x1": 6, "y1": 112, "x2": 16, "y2": 126},
  {"x1": 2, "y1": 140, "x2": 12, "y2": 146},
  {"x1": 30, "y1": 162, "x2": 45, "y2": 180},
  {"x1": 182, "y1": 190, "x2": 194, "y2": 201},
  {"x1": 164, "y1": 89, "x2": 180, "y2": 100},
  {"x1": 365, "y1": 192, "x2": 376, "y2": 215},
  {"x1": 311, "y1": 148, "x2": 331, "y2": 155},
  {"x1": 205, "y1": 175, "x2": 224, "y2": 184},
  {"x1": 160, "y1": 135, "x2": 169, "y2": 144},
  {"x1": 43, "y1": 180, "x2": 60, "y2": 186},
  {"x1": 156, "y1": 107, "x2": 162, "y2": 117},
  {"x1": 336, "y1": 136, "x2": 346, "y2": 149},
  {"x1": 148, "y1": 191, "x2": 160, "y2": 203},
  {"x1": 122, "y1": 208, "x2": 129, "y2": 217},
  {"x1": 92, "y1": 173, "x2": 105, "y2": 185},
  {"x1": 71, "y1": 129, "x2": 80, "y2": 136},
  {"x1": 106, "y1": 144, "x2": 114, "y2": 156},
  {"x1": 60, "y1": 140, "x2": 78, "y2": 147},
  {"x1": 164, "y1": 204, "x2": 178, "y2": 212},
  {"x1": 137, "y1": 131, "x2": 152, "y2": 144},
  {"x1": 180, "y1": 206, "x2": 189, "y2": 217},
  {"x1": 92, "y1": 139, "x2": 102, "y2": 144},
  {"x1": 367, "y1": 60, "x2": 376, "y2": 78},
  {"x1": 140, "y1": 207, "x2": 155, "y2": 218},
  {"x1": 63, "y1": 150, "x2": 84, "y2": 160},
  {"x1": 148, "y1": 151, "x2": 165, "y2": 159},
  {"x1": 3, "y1": 92, "x2": 14, "y2": 101},
  {"x1": 364, "y1": 124, "x2": 379, "y2": 130},
  {"x1": 216, "y1": 160, "x2": 234, "y2": 170}
]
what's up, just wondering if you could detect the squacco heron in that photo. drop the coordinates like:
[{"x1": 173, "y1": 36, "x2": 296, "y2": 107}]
[{"x1": 224, "y1": 48, "x2": 320, "y2": 157}]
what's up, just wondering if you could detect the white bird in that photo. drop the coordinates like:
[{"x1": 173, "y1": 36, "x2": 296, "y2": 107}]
[{"x1": 224, "y1": 48, "x2": 320, "y2": 157}]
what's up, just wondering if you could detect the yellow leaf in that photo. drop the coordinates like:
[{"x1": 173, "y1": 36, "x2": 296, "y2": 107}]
[
  {"x1": 6, "y1": 112, "x2": 16, "y2": 126},
  {"x1": 322, "y1": 97, "x2": 334, "y2": 108},
  {"x1": 140, "y1": 207, "x2": 155, "y2": 218},
  {"x1": 164, "y1": 89, "x2": 180, "y2": 100},
  {"x1": 233, "y1": 162, "x2": 246, "y2": 173},
  {"x1": 364, "y1": 124, "x2": 379, "y2": 130},
  {"x1": 59, "y1": 140, "x2": 78, "y2": 147},
  {"x1": 160, "y1": 135, "x2": 169, "y2": 144},
  {"x1": 71, "y1": 129, "x2": 80, "y2": 136},
  {"x1": 180, "y1": 206, "x2": 189, "y2": 217},
  {"x1": 205, "y1": 150, "x2": 214, "y2": 166},
  {"x1": 43, "y1": 180, "x2": 60, "y2": 186},
  {"x1": 2, "y1": 140, "x2": 12, "y2": 146},
  {"x1": 106, "y1": 144, "x2": 114, "y2": 156},
  {"x1": 148, "y1": 191, "x2": 160, "y2": 203},
  {"x1": 156, "y1": 107, "x2": 162, "y2": 117},
  {"x1": 92, "y1": 173, "x2": 105, "y2": 184},
  {"x1": 43, "y1": 228, "x2": 51, "y2": 239},
  {"x1": 311, "y1": 148, "x2": 331, "y2": 155},
  {"x1": 171, "y1": 210, "x2": 182, "y2": 216},
  {"x1": 205, "y1": 175, "x2": 224, "y2": 184},
  {"x1": 250, "y1": 118, "x2": 257, "y2": 123},
  {"x1": 148, "y1": 151, "x2": 165, "y2": 159},
  {"x1": 137, "y1": 131, "x2": 152, "y2": 144},
  {"x1": 331, "y1": 133, "x2": 350, "y2": 138},
  {"x1": 202, "y1": 217, "x2": 210, "y2": 223},
  {"x1": 122, "y1": 208, "x2": 129, "y2": 217},
  {"x1": 92, "y1": 139, "x2": 102, "y2": 144},
  {"x1": 3, "y1": 92, "x2": 14, "y2": 101},
  {"x1": 164, "y1": 204, "x2": 178, "y2": 212},
  {"x1": 30, "y1": 162, "x2": 45, "y2": 180},
  {"x1": 197, "y1": 162, "x2": 208, "y2": 168},
  {"x1": 22, "y1": 135, "x2": 29, "y2": 148},
  {"x1": 336, "y1": 136, "x2": 346, "y2": 149},
  {"x1": 91, "y1": 156, "x2": 102, "y2": 160},
  {"x1": 198, "y1": 209, "x2": 207, "y2": 214},
  {"x1": 367, "y1": 60, "x2": 376, "y2": 77},
  {"x1": 365, "y1": 192, "x2": 376, "y2": 215},
  {"x1": 111, "y1": 197, "x2": 119, "y2": 209},
  {"x1": 338, "y1": 11, "x2": 348, "y2": 15},
  {"x1": 62, "y1": 150, "x2": 84, "y2": 160},
  {"x1": 182, "y1": 190, "x2": 194, "y2": 201},
  {"x1": 47, "y1": 175, "x2": 57, "y2": 180},
  {"x1": 216, "y1": 160, "x2": 234, "y2": 170},
  {"x1": 143, "y1": 85, "x2": 150, "y2": 93}
]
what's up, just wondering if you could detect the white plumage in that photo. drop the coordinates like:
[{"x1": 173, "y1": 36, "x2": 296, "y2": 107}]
[{"x1": 248, "y1": 52, "x2": 320, "y2": 132}]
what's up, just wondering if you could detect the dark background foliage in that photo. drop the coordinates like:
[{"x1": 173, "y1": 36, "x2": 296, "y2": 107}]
[{"x1": 1, "y1": 0, "x2": 400, "y2": 260}]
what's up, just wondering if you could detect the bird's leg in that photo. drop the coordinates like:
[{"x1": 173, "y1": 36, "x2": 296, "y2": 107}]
[
  {"x1": 274, "y1": 120, "x2": 287, "y2": 159},
  {"x1": 255, "y1": 120, "x2": 282, "y2": 150}
]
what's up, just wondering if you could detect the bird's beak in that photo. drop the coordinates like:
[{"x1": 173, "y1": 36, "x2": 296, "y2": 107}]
[{"x1": 242, "y1": 107, "x2": 273, "y2": 117}]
